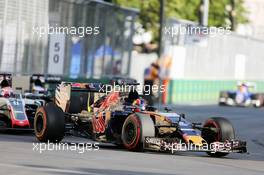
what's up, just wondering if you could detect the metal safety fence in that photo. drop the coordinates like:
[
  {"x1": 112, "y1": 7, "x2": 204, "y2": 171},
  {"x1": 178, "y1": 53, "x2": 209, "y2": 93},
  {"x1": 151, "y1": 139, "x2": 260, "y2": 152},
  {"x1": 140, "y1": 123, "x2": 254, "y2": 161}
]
[
  {"x1": 0, "y1": 0, "x2": 138, "y2": 78},
  {"x1": 162, "y1": 18, "x2": 264, "y2": 104},
  {"x1": 163, "y1": 18, "x2": 264, "y2": 81},
  {"x1": 0, "y1": 0, "x2": 49, "y2": 75}
]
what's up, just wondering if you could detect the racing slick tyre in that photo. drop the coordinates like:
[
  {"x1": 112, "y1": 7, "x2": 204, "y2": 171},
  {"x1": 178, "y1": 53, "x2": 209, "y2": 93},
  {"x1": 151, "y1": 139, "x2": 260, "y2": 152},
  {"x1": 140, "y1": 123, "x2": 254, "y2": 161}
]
[
  {"x1": 218, "y1": 91, "x2": 228, "y2": 106},
  {"x1": 0, "y1": 118, "x2": 11, "y2": 133},
  {"x1": 252, "y1": 93, "x2": 264, "y2": 108},
  {"x1": 34, "y1": 103, "x2": 65, "y2": 142},
  {"x1": 121, "y1": 113, "x2": 155, "y2": 151},
  {"x1": 202, "y1": 117, "x2": 235, "y2": 157}
]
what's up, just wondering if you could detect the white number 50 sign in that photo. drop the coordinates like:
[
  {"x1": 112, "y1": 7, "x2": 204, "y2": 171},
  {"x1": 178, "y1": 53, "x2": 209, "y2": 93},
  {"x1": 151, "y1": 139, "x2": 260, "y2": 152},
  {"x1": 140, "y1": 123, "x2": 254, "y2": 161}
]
[{"x1": 48, "y1": 33, "x2": 65, "y2": 75}]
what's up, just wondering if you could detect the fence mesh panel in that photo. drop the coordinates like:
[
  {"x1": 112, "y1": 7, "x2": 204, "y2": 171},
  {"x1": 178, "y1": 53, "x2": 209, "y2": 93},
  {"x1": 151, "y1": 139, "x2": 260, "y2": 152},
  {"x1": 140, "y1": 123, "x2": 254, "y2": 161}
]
[{"x1": 0, "y1": 0, "x2": 137, "y2": 78}]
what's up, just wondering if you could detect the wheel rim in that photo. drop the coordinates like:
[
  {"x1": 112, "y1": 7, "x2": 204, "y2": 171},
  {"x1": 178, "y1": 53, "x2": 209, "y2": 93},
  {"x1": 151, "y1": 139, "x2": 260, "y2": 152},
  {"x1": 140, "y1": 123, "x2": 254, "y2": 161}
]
[
  {"x1": 124, "y1": 122, "x2": 137, "y2": 145},
  {"x1": 203, "y1": 120, "x2": 220, "y2": 143},
  {"x1": 36, "y1": 113, "x2": 44, "y2": 133}
]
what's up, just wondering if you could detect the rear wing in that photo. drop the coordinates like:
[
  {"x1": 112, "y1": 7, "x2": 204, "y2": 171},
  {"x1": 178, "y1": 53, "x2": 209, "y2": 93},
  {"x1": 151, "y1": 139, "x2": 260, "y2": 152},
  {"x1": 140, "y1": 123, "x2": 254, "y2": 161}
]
[
  {"x1": 110, "y1": 76, "x2": 139, "y2": 86},
  {"x1": 30, "y1": 74, "x2": 62, "y2": 84},
  {"x1": 0, "y1": 73, "x2": 12, "y2": 88},
  {"x1": 29, "y1": 74, "x2": 62, "y2": 94},
  {"x1": 58, "y1": 82, "x2": 105, "y2": 93},
  {"x1": 55, "y1": 80, "x2": 139, "y2": 112},
  {"x1": 0, "y1": 73, "x2": 12, "y2": 87},
  {"x1": 55, "y1": 82, "x2": 106, "y2": 112},
  {"x1": 0, "y1": 73, "x2": 12, "y2": 78},
  {"x1": 59, "y1": 78, "x2": 139, "y2": 93},
  {"x1": 237, "y1": 82, "x2": 256, "y2": 89}
]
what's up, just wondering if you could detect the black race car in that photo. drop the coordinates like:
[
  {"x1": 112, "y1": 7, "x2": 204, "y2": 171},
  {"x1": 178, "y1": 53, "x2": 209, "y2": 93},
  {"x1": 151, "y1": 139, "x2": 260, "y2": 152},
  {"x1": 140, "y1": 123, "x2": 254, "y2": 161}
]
[
  {"x1": 23, "y1": 74, "x2": 62, "y2": 115},
  {"x1": 34, "y1": 81, "x2": 247, "y2": 157}
]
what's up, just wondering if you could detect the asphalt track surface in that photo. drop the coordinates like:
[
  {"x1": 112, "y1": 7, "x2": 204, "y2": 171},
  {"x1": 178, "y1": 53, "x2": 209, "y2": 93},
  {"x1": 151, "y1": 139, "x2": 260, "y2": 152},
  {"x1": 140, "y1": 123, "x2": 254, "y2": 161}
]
[{"x1": 0, "y1": 105, "x2": 264, "y2": 175}]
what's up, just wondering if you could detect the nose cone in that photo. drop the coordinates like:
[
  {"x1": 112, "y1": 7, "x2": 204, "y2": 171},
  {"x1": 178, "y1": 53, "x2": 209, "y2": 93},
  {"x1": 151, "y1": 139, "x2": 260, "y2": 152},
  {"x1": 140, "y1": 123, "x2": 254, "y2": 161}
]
[{"x1": 13, "y1": 119, "x2": 30, "y2": 128}]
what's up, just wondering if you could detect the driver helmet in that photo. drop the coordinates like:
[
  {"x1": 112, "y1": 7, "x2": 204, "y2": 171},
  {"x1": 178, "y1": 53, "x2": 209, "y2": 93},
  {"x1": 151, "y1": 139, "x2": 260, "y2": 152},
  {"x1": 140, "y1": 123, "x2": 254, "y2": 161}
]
[
  {"x1": 1, "y1": 87, "x2": 13, "y2": 97},
  {"x1": 133, "y1": 98, "x2": 146, "y2": 111},
  {"x1": 239, "y1": 83, "x2": 248, "y2": 93}
]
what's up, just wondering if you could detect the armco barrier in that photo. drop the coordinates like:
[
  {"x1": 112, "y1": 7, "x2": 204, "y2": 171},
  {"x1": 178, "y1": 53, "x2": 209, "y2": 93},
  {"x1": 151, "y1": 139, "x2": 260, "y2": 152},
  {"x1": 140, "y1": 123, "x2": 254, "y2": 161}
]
[{"x1": 167, "y1": 80, "x2": 264, "y2": 104}]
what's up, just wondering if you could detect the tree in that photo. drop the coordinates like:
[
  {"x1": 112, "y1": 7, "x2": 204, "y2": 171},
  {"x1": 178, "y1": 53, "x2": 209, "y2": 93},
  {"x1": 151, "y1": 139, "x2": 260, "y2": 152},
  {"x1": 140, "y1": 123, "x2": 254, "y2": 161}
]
[
  {"x1": 208, "y1": 0, "x2": 248, "y2": 28},
  {"x1": 112, "y1": 0, "x2": 248, "y2": 42}
]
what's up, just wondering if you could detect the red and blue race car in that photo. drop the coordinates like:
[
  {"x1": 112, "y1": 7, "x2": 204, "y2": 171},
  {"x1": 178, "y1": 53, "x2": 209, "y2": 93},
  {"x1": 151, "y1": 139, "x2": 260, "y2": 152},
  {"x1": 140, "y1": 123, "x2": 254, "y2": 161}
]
[{"x1": 219, "y1": 82, "x2": 264, "y2": 107}]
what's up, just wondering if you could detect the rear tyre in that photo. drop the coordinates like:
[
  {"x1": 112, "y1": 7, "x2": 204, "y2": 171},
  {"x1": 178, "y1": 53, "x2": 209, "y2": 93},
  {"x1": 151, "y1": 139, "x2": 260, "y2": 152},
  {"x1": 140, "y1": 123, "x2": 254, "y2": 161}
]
[
  {"x1": 252, "y1": 94, "x2": 264, "y2": 108},
  {"x1": 121, "y1": 113, "x2": 155, "y2": 151},
  {"x1": 202, "y1": 117, "x2": 235, "y2": 157},
  {"x1": 218, "y1": 91, "x2": 228, "y2": 106},
  {"x1": 34, "y1": 103, "x2": 65, "y2": 142},
  {"x1": 0, "y1": 118, "x2": 10, "y2": 133}
]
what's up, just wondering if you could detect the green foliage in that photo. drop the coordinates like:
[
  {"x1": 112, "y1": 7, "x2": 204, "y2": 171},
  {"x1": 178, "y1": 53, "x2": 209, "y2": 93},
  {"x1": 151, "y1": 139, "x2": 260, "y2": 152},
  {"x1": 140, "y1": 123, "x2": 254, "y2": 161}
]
[
  {"x1": 234, "y1": 0, "x2": 249, "y2": 24},
  {"x1": 208, "y1": 0, "x2": 248, "y2": 27},
  {"x1": 113, "y1": 0, "x2": 248, "y2": 42}
]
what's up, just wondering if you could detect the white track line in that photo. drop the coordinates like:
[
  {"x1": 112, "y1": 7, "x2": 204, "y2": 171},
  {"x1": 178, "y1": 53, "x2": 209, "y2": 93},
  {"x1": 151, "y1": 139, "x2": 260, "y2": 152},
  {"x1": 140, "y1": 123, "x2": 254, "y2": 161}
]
[{"x1": 0, "y1": 163, "x2": 105, "y2": 175}]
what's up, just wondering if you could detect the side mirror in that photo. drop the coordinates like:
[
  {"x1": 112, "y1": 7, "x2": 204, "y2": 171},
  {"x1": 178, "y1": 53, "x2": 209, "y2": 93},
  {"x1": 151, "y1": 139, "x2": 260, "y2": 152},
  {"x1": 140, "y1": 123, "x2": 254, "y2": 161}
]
[
  {"x1": 179, "y1": 113, "x2": 185, "y2": 121},
  {"x1": 164, "y1": 106, "x2": 172, "y2": 112}
]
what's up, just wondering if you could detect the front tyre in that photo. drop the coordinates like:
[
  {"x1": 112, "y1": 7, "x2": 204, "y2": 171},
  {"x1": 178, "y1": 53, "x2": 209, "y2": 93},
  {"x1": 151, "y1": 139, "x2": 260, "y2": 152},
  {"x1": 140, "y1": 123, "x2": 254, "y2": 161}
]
[
  {"x1": 218, "y1": 91, "x2": 228, "y2": 106},
  {"x1": 252, "y1": 94, "x2": 264, "y2": 108},
  {"x1": 34, "y1": 103, "x2": 65, "y2": 142},
  {"x1": 202, "y1": 117, "x2": 235, "y2": 157},
  {"x1": 121, "y1": 113, "x2": 155, "y2": 151}
]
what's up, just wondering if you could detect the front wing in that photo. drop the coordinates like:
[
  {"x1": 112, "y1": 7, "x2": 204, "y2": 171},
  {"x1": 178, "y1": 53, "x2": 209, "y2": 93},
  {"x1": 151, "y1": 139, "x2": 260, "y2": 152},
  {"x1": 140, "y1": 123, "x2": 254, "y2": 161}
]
[
  {"x1": 144, "y1": 137, "x2": 247, "y2": 154},
  {"x1": 0, "y1": 121, "x2": 33, "y2": 131}
]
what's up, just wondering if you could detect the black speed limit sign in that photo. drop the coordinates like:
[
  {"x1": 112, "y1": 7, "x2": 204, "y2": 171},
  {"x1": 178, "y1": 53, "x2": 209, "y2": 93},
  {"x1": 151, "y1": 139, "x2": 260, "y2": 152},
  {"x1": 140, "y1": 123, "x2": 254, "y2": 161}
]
[
  {"x1": 48, "y1": 34, "x2": 65, "y2": 74},
  {"x1": 53, "y1": 42, "x2": 60, "y2": 63}
]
